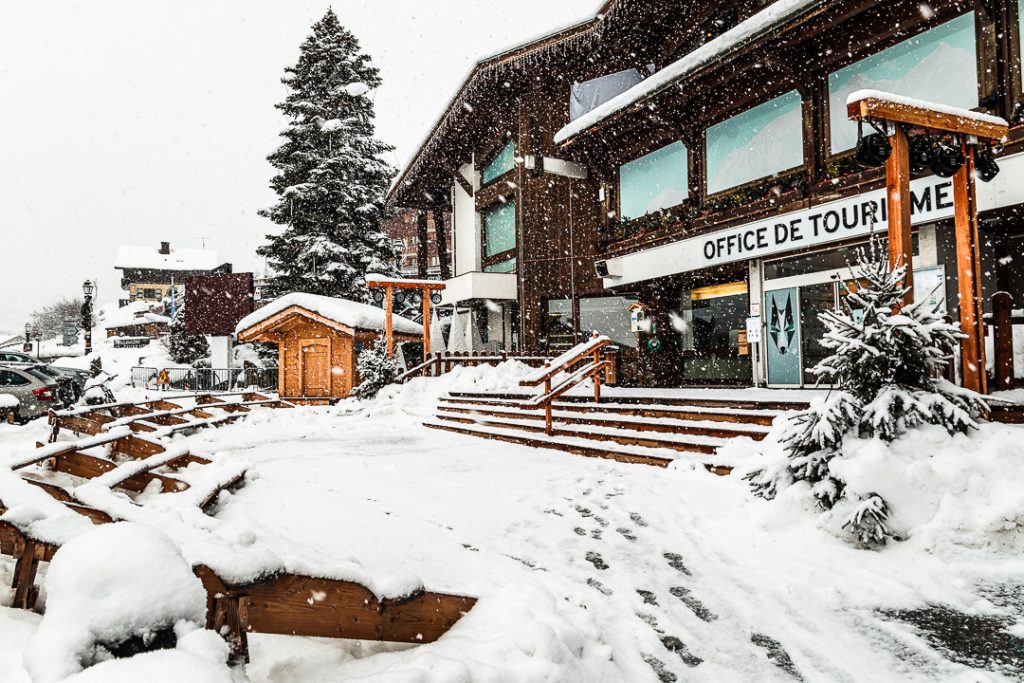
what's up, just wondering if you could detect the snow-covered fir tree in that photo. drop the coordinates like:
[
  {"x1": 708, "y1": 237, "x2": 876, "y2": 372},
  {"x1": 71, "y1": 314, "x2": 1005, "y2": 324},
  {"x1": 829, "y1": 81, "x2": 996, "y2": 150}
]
[
  {"x1": 747, "y1": 239, "x2": 987, "y2": 547},
  {"x1": 165, "y1": 306, "x2": 210, "y2": 366},
  {"x1": 352, "y1": 336, "x2": 396, "y2": 400},
  {"x1": 257, "y1": 9, "x2": 399, "y2": 303}
]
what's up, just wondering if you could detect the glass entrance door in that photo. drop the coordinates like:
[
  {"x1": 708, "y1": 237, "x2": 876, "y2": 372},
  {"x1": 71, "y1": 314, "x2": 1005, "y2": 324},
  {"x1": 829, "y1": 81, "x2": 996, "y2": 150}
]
[
  {"x1": 764, "y1": 288, "x2": 801, "y2": 385},
  {"x1": 764, "y1": 283, "x2": 840, "y2": 386}
]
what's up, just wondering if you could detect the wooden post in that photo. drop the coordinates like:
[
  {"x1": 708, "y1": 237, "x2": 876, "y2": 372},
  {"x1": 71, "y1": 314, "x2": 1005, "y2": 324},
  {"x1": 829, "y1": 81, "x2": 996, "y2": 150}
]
[
  {"x1": 953, "y1": 145, "x2": 987, "y2": 394},
  {"x1": 992, "y1": 291, "x2": 1014, "y2": 392},
  {"x1": 384, "y1": 284, "x2": 394, "y2": 359},
  {"x1": 416, "y1": 211, "x2": 429, "y2": 279},
  {"x1": 544, "y1": 376, "x2": 552, "y2": 436},
  {"x1": 886, "y1": 124, "x2": 914, "y2": 303},
  {"x1": 421, "y1": 288, "x2": 431, "y2": 364},
  {"x1": 593, "y1": 347, "x2": 601, "y2": 403}
]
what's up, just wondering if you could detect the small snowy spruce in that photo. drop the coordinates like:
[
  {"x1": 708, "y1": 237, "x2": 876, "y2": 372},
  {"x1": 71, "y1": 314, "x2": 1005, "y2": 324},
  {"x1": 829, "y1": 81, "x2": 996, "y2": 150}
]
[
  {"x1": 747, "y1": 239, "x2": 986, "y2": 547},
  {"x1": 352, "y1": 335, "x2": 396, "y2": 399},
  {"x1": 257, "y1": 9, "x2": 399, "y2": 303},
  {"x1": 165, "y1": 306, "x2": 210, "y2": 366}
]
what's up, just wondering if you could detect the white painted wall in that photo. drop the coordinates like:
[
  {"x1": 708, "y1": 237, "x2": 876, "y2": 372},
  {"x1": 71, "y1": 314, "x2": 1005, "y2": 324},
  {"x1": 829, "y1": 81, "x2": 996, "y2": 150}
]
[
  {"x1": 207, "y1": 335, "x2": 232, "y2": 368},
  {"x1": 452, "y1": 162, "x2": 480, "y2": 276}
]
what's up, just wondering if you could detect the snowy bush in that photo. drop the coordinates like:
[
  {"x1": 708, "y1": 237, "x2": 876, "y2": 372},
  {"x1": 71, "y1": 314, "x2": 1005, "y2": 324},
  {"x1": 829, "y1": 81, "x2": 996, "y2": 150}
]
[
  {"x1": 352, "y1": 335, "x2": 397, "y2": 400},
  {"x1": 745, "y1": 240, "x2": 987, "y2": 548},
  {"x1": 26, "y1": 523, "x2": 209, "y2": 682}
]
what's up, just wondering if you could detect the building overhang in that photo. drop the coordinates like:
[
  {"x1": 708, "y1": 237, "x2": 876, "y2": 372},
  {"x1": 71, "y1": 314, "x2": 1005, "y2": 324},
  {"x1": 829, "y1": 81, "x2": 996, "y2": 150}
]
[
  {"x1": 440, "y1": 272, "x2": 517, "y2": 306},
  {"x1": 601, "y1": 150, "x2": 1024, "y2": 289}
]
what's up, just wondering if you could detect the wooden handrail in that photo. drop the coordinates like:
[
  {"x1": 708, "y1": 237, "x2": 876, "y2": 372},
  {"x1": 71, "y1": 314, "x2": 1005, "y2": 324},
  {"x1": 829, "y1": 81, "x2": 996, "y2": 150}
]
[{"x1": 520, "y1": 334, "x2": 612, "y2": 387}]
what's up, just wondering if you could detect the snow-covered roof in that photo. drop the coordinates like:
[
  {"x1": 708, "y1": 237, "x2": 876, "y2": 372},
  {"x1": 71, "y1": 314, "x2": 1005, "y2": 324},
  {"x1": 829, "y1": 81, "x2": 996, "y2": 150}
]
[
  {"x1": 236, "y1": 293, "x2": 423, "y2": 336},
  {"x1": 846, "y1": 89, "x2": 1010, "y2": 128},
  {"x1": 115, "y1": 244, "x2": 222, "y2": 272},
  {"x1": 101, "y1": 301, "x2": 171, "y2": 330},
  {"x1": 555, "y1": 0, "x2": 823, "y2": 144}
]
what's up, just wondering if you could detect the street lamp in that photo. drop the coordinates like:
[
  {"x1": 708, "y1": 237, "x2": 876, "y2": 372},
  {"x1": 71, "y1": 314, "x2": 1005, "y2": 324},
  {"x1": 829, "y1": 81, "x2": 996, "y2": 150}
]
[{"x1": 81, "y1": 279, "x2": 95, "y2": 356}]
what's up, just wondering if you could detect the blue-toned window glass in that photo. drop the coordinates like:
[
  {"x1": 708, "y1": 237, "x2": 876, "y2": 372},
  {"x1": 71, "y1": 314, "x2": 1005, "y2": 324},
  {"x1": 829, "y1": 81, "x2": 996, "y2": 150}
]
[
  {"x1": 706, "y1": 91, "x2": 804, "y2": 195},
  {"x1": 482, "y1": 142, "x2": 515, "y2": 184},
  {"x1": 828, "y1": 13, "x2": 977, "y2": 153},
  {"x1": 483, "y1": 200, "x2": 516, "y2": 257},
  {"x1": 619, "y1": 142, "x2": 688, "y2": 220},
  {"x1": 484, "y1": 257, "x2": 516, "y2": 273}
]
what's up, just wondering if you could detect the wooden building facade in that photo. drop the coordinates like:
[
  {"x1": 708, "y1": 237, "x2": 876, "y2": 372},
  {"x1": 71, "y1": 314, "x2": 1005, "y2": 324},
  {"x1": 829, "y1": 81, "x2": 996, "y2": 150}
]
[{"x1": 390, "y1": 0, "x2": 1024, "y2": 390}]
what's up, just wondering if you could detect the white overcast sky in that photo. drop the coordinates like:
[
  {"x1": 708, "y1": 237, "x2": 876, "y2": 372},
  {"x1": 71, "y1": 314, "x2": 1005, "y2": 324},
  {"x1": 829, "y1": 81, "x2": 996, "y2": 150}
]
[{"x1": 0, "y1": 0, "x2": 597, "y2": 333}]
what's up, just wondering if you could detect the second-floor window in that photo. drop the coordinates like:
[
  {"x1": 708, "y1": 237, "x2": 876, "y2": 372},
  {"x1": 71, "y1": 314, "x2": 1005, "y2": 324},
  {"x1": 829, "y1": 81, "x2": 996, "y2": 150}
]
[
  {"x1": 705, "y1": 90, "x2": 804, "y2": 195},
  {"x1": 482, "y1": 200, "x2": 516, "y2": 272},
  {"x1": 618, "y1": 141, "x2": 688, "y2": 220},
  {"x1": 482, "y1": 142, "x2": 515, "y2": 185},
  {"x1": 828, "y1": 12, "x2": 977, "y2": 154}
]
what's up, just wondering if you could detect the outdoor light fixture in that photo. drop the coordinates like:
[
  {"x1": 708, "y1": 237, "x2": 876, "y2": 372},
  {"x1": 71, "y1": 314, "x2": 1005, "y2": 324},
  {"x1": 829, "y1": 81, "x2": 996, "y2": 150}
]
[
  {"x1": 372, "y1": 288, "x2": 385, "y2": 305},
  {"x1": 430, "y1": 291, "x2": 443, "y2": 305},
  {"x1": 82, "y1": 279, "x2": 95, "y2": 298},
  {"x1": 854, "y1": 121, "x2": 891, "y2": 168},
  {"x1": 908, "y1": 135, "x2": 934, "y2": 174},
  {"x1": 975, "y1": 148, "x2": 1000, "y2": 183},
  {"x1": 24, "y1": 322, "x2": 32, "y2": 339},
  {"x1": 930, "y1": 142, "x2": 965, "y2": 178}
]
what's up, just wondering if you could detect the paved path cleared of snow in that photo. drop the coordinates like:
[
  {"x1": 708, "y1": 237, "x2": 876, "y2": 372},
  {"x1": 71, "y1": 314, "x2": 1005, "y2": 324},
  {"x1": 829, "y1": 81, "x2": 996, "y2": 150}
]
[{"x1": 1, "y1": 382, "x2": 1022, "y2": 681}]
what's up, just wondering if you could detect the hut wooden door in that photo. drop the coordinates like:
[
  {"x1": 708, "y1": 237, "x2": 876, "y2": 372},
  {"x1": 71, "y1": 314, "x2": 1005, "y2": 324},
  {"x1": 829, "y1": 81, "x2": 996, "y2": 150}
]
[{"x1": 299, "y1": 339, "x2": 330, "y2": 397}]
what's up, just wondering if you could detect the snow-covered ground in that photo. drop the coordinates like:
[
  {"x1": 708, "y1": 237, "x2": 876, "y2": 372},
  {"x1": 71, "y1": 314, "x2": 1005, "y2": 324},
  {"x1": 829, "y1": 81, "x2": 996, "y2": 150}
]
[{"x1": 1, "y1": 365, "x2": 1022, "y2": 681}]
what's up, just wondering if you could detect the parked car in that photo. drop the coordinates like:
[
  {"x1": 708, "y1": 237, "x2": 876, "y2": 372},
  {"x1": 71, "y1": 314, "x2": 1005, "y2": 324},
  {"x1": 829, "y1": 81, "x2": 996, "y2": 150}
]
[
  {"x1": 0, "y1": 350, "x2": 90, "y2": 397},
  {"x1": 0, "y1": 366, "x2": 61, "y2": 422},
  {"x1": 24, "y1": 364, "x2": 80, "y2": 404}
]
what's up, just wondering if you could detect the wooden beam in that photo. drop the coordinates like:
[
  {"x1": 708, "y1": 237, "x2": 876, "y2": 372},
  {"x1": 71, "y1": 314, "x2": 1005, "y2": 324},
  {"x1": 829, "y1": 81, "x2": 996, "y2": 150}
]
[
  {"x1": 385, "y1": 284, "x2": 394, "y2": 359},
  {"x1": 886, "y1": 124, "x2": 914, "y2": 303},
  {"x1": 847, "y1": 97, "x2": 1009, "y2": 141},
  {"x1": 992, "y1": 291, "x2": 1014, "y2": 391},
  {"x1": 954, "y1": 144, "x2": 988, "y2": 394},
  {"x1": 433, "y1": 206, "x2": 452, "y2": 281},
  {"x1": 451, "y1": 169, "x2": 474, "y2": 197},
  {"x1": 416, "y1": 211, "x2": 430, "y2": 279}
]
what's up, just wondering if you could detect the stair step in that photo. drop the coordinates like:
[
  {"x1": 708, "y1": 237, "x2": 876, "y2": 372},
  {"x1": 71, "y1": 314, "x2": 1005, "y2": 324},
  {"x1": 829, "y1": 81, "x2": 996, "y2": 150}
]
[
  {"x1": 424, "y1": 418, "x2": 702, "y2": 467},
  {"x1": 445, "y1": 390, "x2": 809, "y2": 412},
  {"x1": 434, "y1": 412, "x2": 743, "y2": 454},
  {"x1": 438, "y1": 402, "x2": 769, "y2": 440},
  {"x1": 439, "y1": 395, "x2": 784, "y2": 426}
]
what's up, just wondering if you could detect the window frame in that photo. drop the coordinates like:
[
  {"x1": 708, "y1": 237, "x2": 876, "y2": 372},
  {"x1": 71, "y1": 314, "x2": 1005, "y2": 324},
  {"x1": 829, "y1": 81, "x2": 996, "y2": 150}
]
[
  {"x1": 703, "y1": 89, "x2": 806, "y2": 199},
  {"x1": 480, "y1": 199, "x2": 517, "y2": 271},
  {"x1": 480, "y1": 140, "x2": 516, "y2": 187},
  {"x1": 617, "y1": 140, "x2": 690, "y2": 221}
]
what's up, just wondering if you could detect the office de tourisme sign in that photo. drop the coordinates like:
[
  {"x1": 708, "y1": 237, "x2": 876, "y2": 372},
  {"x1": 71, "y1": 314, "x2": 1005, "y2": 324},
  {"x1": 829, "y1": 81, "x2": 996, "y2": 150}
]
[{"x1": 606, "y1": 175, "x2": 956, "y2": 286}]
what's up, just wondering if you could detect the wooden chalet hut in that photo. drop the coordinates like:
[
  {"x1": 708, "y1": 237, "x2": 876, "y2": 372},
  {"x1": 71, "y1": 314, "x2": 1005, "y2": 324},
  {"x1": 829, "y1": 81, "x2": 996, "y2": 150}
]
[{"x1": 235, "y1": 293, "x2": 422, "y2": 402}]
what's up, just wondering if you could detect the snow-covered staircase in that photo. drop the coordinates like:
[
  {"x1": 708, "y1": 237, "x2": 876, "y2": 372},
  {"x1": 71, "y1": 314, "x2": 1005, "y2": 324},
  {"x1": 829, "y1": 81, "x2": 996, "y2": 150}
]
[{"x1": 424, "y1": 391, "x2": 808, "y2": 469}]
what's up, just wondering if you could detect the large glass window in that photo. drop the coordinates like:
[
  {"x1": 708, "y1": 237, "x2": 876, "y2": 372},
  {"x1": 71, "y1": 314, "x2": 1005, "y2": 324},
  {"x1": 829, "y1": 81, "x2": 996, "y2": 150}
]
[
  {"x1": 706, "y1": 91, "x2": 804, "y2": 195},
  {"x1": 828, "y1": 13, "x2": 977, "y2": 153},
  {"x1": 482, "y1": 142, "x2": 515, "y2": 184},
  {"x1": 619, "y1": 142, "x2": 688, "y2": 220},
  {"x1": 483, "y1": 201, "x2": 516, "y2": 258},
  {"x1": 484, "y1": 257, "x2": 516, "y2": 273},
  {"x1": 678, "y1": 281, "x2": 751, "y2": 382},
  {"x1": 580, "y1": 296, "x2": 639, "y2": 348}
]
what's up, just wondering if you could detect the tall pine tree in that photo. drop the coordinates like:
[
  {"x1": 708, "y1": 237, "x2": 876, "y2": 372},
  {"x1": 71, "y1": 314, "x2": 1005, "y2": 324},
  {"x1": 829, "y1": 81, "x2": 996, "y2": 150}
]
[{"x1": 258, "y1": 10, "x2": 399, "y2": 302}]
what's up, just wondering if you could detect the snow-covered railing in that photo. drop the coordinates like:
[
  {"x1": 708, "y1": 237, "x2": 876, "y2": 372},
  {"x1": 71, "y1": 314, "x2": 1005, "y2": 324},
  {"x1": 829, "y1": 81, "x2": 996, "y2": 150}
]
[
  {"x1": 520, "y1": 334, "x2": 616, "y2": 435},
  {"x1": 395, "y1": 351, "x2": 552, "y2": 383}
]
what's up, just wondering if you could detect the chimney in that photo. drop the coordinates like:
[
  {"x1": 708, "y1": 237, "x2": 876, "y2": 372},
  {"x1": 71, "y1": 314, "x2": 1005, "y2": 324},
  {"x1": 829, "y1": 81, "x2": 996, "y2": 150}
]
[{"x1": 159, "y1": 241, "x2": 171, "y2": 255}]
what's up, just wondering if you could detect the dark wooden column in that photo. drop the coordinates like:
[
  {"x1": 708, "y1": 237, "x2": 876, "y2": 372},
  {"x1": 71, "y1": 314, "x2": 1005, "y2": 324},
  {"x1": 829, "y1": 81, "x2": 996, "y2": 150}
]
[
  {"x1": 416, "y1": 210, "x2": 429, "y2": 279},
  {"x1": 433, "y1": 206, "x2": 451, "y2": 280},
  {"x1": 992, "y1": 291, "x2": 1014, "y2": 391}
]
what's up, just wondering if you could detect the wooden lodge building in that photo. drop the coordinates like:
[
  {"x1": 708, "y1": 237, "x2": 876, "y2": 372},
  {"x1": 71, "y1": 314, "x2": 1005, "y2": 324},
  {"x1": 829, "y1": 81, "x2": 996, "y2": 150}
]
[{"x1": 389, "y1": 0, "x2": 1024, "y2": 389}]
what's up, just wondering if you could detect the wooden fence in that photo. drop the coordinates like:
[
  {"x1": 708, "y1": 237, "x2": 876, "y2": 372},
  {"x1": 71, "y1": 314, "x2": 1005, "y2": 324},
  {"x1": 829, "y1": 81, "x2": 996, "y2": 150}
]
[{"x1": 397, "y1": 352, "x2": 552, "y2": 383}]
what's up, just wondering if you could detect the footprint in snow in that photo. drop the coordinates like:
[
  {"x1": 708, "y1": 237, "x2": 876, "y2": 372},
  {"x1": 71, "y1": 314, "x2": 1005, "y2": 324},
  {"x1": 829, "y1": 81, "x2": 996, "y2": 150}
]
[
  {"x1": 575, "y1": 505, "x2": 592, "y2": 518},
  {"x1": 590, "y1": 528, "x2": 602, "y2": 540},
  {"x1": 574, "y1": 527, "x2": 587, "y2": 537},
  {"x1": 661, "y1": 635, "x2": 703, "y2": 668},
  {"x1": 586, "y1": 551, "x2": 609, "y2": 570},
  {"x1": 751, "y1": 633, "x2": 803, "y2": 680},
  {"x1": 587, "y1": 578, "x2": 612, "y2": 595},
  {"x1": 642, "y1": 654, "x2": 677, "y2": 683},
  {"x1": 637, "y1": 589, "x2": 658, "y2": 606},
  {"x1": 461, "y1": 544, "x2": 479, "y2": 552},
  {"x1": 637, "y1": 612, "x2": 664, "y2": 633},
  {"x1": 617, "y1": 527, "x2": 638, "y2": 541},
  {"x1": 630, "y1": 512, "x2": 648, "y2": 527},
  {"x1": 593, "y1": 514, "x2": 609, "y2": 528},
  {"x1": 664, "y1": 552, "x2": 692, "y2": 576},
  {"x1": 670, "y1": 587, "x2": 717, "y2": 622}
]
